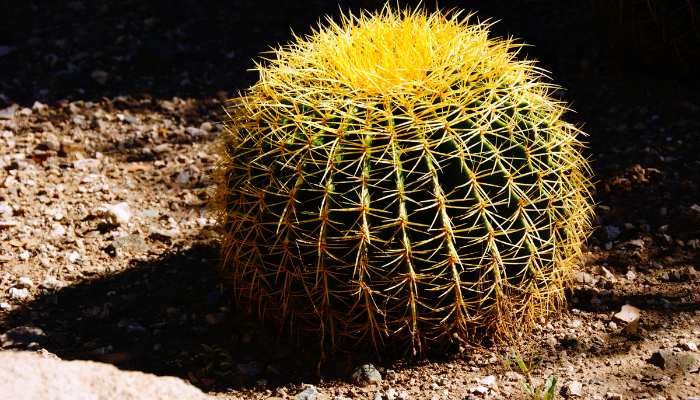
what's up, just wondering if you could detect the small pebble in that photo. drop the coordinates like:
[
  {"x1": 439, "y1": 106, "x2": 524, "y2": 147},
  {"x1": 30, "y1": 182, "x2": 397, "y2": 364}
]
[
  {"x1": 8, "y1": 287, "x2": 29, "y2": 300},
  {"x1": 351, "y1": 364, "x2": 382, "y2": 386}
]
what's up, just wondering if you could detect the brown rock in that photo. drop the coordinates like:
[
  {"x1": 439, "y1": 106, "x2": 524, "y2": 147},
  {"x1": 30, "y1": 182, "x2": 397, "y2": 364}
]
[
  {"x1": 613, "y1": 304, "x2": 640, "y2": 335},
  {"x1": 0, "y1": 351, "x2": 210, "y2": 399}
]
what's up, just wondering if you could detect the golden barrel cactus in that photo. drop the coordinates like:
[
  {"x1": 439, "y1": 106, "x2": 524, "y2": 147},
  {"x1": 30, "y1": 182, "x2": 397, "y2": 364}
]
[{"x1": 214, "y1": 7, "x2": 593, "y2": 355}]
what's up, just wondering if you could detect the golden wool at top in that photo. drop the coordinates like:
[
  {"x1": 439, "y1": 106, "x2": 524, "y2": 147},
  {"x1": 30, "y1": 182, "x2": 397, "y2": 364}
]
[{"x1": 214, "y1": 7, "x2": 593, "y2": 356}]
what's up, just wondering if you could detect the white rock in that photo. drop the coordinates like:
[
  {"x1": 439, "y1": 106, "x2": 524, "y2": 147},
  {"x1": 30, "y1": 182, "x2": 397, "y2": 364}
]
[
  {"x1": 0, "y1": 351, "x2": 210, "y2": 399},
  {"x1": 176, "y1": 171, "x2": 190, "y2": 185},
  {"x1": 470, "y1": 386, "x2": 489, "y2": 395},
  {"x1": 385, "y1": 388, "x2": 397, "y2": 400},
  {"x1": 18, "y1": 250, "x2": 30, "y2": 261},
  {"x1": 0, "y1": 219, "x2": 17, "y2": 229},
  {"x1": 479, "y1": 375, "x2": 497, "y2": 387},
  {"x1": 52, "y1": 210, "x2": 65, "y2": 221},
  {"x1": 8, "y1": 287, "x2": 29, "y2": 300},
  {"x1": 102, "y1": 203, "x2": 131, "y2": 225},
  {"x1": 42, "y1": 276, "x2": 63, "y2": 289},
  {"x1": 73, "y1": 158, "x2": 101, "y2": 171},
  {"x1": 0, "y1": 202, "x2": 11, "y2": 218},
  {"x1": 17, "y1": 276, "x2": 33, "y2": 289},
  {"x1": 67, "y1": 251, "x2": 81, "y2": 263},
  {"x1": 51, "y1": 223, "x2": 66, "y2": 237},
  {"x1": 613, "y1": 304, "x2": 640, "y2": 334},
  {"x1": 0, "y1": 302, "x2": 11, "y2": 311},
  {"x1": 561, "y1": 380, "x2": 583, "y2": 397},
  {"x1": 681, "y1": 341, "x2": 698, "y2": 352}
]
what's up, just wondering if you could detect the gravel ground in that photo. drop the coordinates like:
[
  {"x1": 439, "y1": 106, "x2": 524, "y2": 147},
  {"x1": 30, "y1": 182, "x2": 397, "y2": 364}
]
[{"x1": 1, "y1": 1, "x2": 699, "y2": 399}]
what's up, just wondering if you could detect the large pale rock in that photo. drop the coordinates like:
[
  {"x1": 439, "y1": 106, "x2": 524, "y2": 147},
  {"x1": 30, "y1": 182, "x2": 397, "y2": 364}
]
[
  {"x1": 0, "y1": 351, "x2": 210, "y2": 400},
  {"x1": 613, "y1": 304, "x2": 640, "y2": 335}
]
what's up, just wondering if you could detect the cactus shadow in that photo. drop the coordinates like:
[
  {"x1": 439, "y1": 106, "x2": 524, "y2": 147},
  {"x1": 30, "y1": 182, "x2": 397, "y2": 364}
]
[{"x1": 0, "y1": 241, "x2": 335, "y2": 392}]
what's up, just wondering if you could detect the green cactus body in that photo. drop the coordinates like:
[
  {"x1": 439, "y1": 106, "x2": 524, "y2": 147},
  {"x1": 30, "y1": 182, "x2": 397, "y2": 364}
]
[{"x1": 215, "y1": 7, "x2": 593, "y2": 355}]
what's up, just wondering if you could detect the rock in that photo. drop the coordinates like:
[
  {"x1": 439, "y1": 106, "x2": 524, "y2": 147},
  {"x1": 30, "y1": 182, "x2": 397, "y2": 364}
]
[
  {"x1": 680, "y1": 341, "x2": 698, "y2": 352},
  {"x1": 8, "y1": 287, "x2": 29, "y2": 300},
  {"x1": 110, "y1": 234, "x2": 148, "y2": 254},
  {"x1": 604, "y1": 392, "x2": 622, "y2": 400},
  {"x1": 43, "y1": 133, "x2": 61, "y2": 151},
  {"x1": 351, "y1": 364, "x2": 382, "y2": 386},
  {"x1": 176, "y1": 170, "x2": 190, "y2": 184},
  {"x1": 18, "y1": 250, "x2": 30, "y2": 261},
  {"x1": 73, "y1": 158, "x2": 101, "y2": 171},
  {"x1": 385, "y1": 388, "x2": 397, "y2": 400},
  {"x1": 16, "y1": 276, "x2": 33, "y2": 289},
  {"x1": 41, "y1": 276, "x2": 63, "y2": 290},
  {"x1": 649, "y1": 350, "x2": 699, "y2": 372},
  {"x1": 51, "y1": 223, "x2": 66, "y2": 236},
  {"x1": 0, "y1": 302, "x2": 10, "y2": 311},
  {"x1": 101, "y1": 202, "x2": 131, "y2": 225},
  {"x1": 0, "y1": 202, "x2": 12, "y2": 218},
  {"x1": 0, "y1": 326, "x2": 46, "y2": 348},
  {"x1": 149, "y1": 228, "x2": 179, "y2": 241},
  {"x1": 478, "y1": 375, "x2": 497, "y2": 387},
  {"x1": 613, "y1": 304, "x2": 640, "y2": 335},
  {"x1": 469, "y1": 386, "x2": 489, "y2": 395},
  {"x1": 185, "y1": 126, "x2": 206, "y2": 139},
  {"x1": 504, "y1": 371, "x2": 524, "y2": 382},
  {"x1": 575, "y1": 271, "x2": 594, "y2": 285},
  {"x1": 561, "y1": 380, "x2": 583, "y2": 397},
  {"x1": 0, "y1": 219, "x2": 18, "y2": 229},
  {"x1": 67, "y1": 251, "x2": 81, "y2": 264},
  {"x1": 0, "y1": 105, "x2": 18, "y2": 119},
  {"x1": 295, "y1": 385, "x2": 323, "y2": 400},
  {"x1": 600, "y1": 266, "x2": 616, "y2": 282},
  {"x1": 0, "y1": 351, "x2": 210, "y2": 399}
]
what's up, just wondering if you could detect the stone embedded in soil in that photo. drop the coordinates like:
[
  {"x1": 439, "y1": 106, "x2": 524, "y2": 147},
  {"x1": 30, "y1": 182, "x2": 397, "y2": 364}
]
[
  {"x1": 680, "y1": 341, "x2": 698, "y2": 352},
  {"x1": 478, "y1": 375, "x2": 497, "y2": 387},
  {"x1": 648, "y1": 350, "x2": 700, "y2": 372},
  {"x1": 101, "y1": 202, "x2": 132, "y2": 225},
  {"x1": 0, "y1": 202, "x2": 12, "y2": 218},
  {"x1": 561, "y1": 380, "x2": 583, "y2": 397},
  {"x1": 7, "y1": 287, "x2": 29, "y2": 300},
  {"x1": 613, "y1": 304, "x2": 640, "y2": 335},
  {"x1": 0, "y1": 105, "x2": 18, "y2": 119},
  {"x1": 295, "y1": 385, "x2": 325, "y2": 400},
  {"x1": 351, "y1": 364, "x2": 383, "y2": 386},
  {"x1": 16, "y1": 276, "x2": 33, "y2": 288},
  {"x1": 575, "y1": 271, "x2": 594, "y2": 285},
  {"x1": 110, "y1": 234, "x2": 148, "y2": 255},
  {"x1": 0, "y1": 219, "x2": 18, "y2": 229}
]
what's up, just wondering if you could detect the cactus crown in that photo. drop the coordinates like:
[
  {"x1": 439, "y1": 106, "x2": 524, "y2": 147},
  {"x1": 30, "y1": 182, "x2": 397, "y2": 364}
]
[{"x1": 215, "y1": 6, "x2": 593, "y2": 356}]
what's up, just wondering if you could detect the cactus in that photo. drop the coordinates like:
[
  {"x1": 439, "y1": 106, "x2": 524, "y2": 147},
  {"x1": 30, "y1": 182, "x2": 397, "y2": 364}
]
[{"x1": 214, "y1": 7, "x2": 593, "y2": 356}]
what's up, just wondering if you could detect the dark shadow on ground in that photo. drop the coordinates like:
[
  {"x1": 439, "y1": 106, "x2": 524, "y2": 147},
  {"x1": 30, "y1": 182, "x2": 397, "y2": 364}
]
[
  {"x1": 1, "y1": 238, "x2": 697, "y2": 393},
  {"x1": 0, "y1": 241, "x2": 342, "y2": 392},
  {"x1": 3, "y1": 0, "x2": 694, "y2": 107}
]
